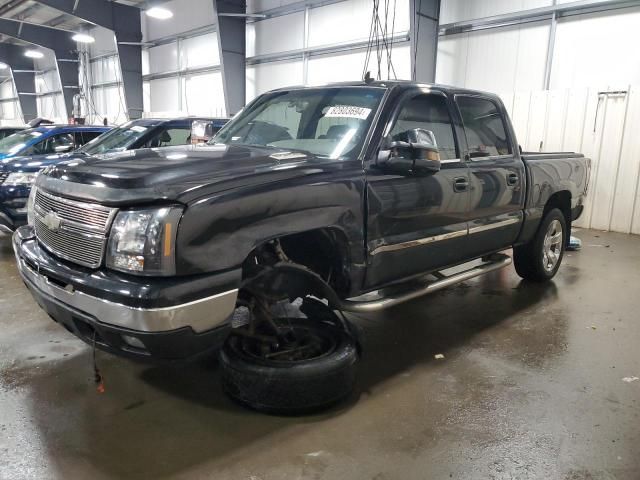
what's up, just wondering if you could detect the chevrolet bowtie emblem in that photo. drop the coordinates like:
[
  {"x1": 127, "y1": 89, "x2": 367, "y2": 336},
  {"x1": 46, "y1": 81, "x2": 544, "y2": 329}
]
[{"x1": 42, "y1": 211, "x2": 62, "y2": 232}]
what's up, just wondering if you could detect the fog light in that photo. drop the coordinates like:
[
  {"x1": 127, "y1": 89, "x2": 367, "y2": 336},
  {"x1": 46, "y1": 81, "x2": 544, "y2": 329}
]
[{"x1": 121, "y1": 335, "x2": 146, "y2": 350}]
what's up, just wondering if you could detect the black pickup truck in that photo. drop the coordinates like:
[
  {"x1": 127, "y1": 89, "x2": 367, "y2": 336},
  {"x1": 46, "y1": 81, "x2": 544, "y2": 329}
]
[{"x1": 13, "y1": 81, "x2": 590, "y2": 413}]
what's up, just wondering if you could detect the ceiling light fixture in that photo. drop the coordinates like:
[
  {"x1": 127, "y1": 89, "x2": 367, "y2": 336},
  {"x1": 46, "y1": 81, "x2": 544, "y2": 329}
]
[
  {"x1": 72, "y1": 33, "x2": 95, "y2": 43},
  {"x1": 24, "y1": 50, "x2": 44, "y2": 59},
  {"x1": 145, "y1": 6, "x2": 173, "y2": 19}
]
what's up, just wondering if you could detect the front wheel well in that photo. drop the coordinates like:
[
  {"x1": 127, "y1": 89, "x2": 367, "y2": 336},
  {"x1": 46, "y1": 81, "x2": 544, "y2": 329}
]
[{"x1": 241, "y1": 228, "x2": 352, "y2": 297}]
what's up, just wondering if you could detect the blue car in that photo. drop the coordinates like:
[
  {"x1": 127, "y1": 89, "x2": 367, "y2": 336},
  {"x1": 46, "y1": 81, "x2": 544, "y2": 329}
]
[{"x1": 0, "y1": 125, "x2": 109, "y2": 232}]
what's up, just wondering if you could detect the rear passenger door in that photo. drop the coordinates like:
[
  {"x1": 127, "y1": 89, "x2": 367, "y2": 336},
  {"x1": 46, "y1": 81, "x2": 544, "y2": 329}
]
[
  {"x1": 454, "y1": 95, "x2": 525, "y2": 257},
  {"x1": 365, "y1": 90, "x2": 471, "y2": 288}
]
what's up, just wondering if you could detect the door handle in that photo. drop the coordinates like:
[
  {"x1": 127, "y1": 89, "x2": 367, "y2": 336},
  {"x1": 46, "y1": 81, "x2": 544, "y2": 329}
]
[
  {"x1": 507, "y1": 173, "x2": 519, "y2": 186},
  {"x1": 453, "y1": 177, "x2": 469, "y2": 192}
]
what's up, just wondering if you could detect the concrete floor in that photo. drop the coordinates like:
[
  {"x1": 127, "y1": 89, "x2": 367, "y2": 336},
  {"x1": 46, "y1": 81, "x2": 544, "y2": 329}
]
[{"x1": 0, "y1": 229, "x2": 638, "y2": 480}]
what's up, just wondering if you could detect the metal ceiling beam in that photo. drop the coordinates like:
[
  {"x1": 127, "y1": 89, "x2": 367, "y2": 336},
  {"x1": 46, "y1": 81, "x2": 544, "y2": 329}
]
[
  {"x1": 0, "y1": 19, "x2": 78, "y2": 120},
  {"x1": 0, "y1": 43, "x2": 37, "y2": 122},
  {"x1": 439, "y1": 0, "x2": 640, "y2": 35},
  {"x1": 214, "y1": 0, "x2": 246, "y2": 115},
  {"x1": 32, "y1": 0, "x2": 144, "y2": 119}
]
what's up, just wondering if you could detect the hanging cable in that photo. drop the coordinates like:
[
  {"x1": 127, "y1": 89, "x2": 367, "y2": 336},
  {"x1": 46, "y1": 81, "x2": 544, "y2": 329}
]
[{"x1": 413, "y1": 0, "x2": 423, "y2": 81}]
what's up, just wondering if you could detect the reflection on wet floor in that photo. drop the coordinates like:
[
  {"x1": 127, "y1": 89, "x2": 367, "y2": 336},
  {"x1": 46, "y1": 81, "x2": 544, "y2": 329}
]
[{"x1": 0, "y1": 230, "x2": 639, "y2": 479}]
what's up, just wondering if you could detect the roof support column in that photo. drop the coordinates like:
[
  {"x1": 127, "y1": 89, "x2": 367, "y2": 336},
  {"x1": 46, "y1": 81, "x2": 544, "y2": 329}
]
[
  {"x1": 214, "y1": 0, "x2": 246, "y2": 116},
  {"x1": 33, "y1": 0, "x2": 144, "y2": 119},
  {"x1": 0, "y1": 44, "x2": 37, "y2": 122},
  {"x1": 410, "y1": 0, "x2": 441, "y2": 83},
  {"x1": 0, "y1": 19, "x2": 79, "y2": 120}
]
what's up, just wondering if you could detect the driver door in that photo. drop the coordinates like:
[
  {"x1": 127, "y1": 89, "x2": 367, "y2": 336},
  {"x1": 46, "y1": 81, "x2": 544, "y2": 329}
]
[{"x1": 365, "y1": 90, "x2": 470, "y2": 289}]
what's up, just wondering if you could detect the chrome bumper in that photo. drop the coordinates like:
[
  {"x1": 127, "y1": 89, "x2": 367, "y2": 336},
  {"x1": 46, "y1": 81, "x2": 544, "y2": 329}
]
[{"x1": 14, "y1": 229, "x2": 238, "y2": 333}]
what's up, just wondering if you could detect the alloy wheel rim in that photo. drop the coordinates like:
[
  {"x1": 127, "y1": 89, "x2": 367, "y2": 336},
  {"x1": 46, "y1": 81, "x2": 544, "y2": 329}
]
[{"x1": 542, "y1": 219, "x2": 563, "y2": 272}]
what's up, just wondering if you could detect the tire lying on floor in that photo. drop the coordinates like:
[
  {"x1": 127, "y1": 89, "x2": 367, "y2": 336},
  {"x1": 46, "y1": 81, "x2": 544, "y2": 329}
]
[{"x1": 219, "y1": 315, "x2": 358, "y2": 415}]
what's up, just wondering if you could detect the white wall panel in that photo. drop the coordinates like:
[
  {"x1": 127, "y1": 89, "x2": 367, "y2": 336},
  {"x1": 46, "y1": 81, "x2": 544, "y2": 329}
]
[
  {"x1": 182, "y1": 72, "x2": 226, "y2": 117},
  {"x1": 550, "y1": 8, "x2": 640, "y2": 89},
  {"x1": 144, "y1": 0, "x2": 215, "y2": 41},
  {"x1": 181, "y1": 33, "x2": 220, "y2": 68},
  {"x1": 88, "y1": 26, "x2": 117, "y2": 57},
  {"x1": 308, "y1": 0, "x2": 410, "y2": 48},
  {"x1": 308, "y1": 44, "x2": 411, "y2": 85},
  {"x1": 441, "y1": 0, "x2": 552, "y2": 24},
  {"x1": 148, "y1": 43, "x2": 179, "y2": 74},
  {"x1": 249, "y1": 12, "x2": 304, "y2": 57},
  {"x1": 437, "y1": 22, "x2": 549, "y2": 91},
  {"x1": 149, "y1": 78, "x2": 180, "y2": 112},
  {"x1": 246, "y1": 60, "x2": 303, "y2": 101},
  {"x1": 248, "y1": 0, "x2": 300, "y2": 13}
]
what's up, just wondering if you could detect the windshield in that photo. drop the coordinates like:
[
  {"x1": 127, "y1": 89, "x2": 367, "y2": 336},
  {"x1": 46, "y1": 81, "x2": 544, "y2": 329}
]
[
  {"x1": 212, "y1": 87, "x2": 385, "y2": 159},
  {"x1": 0, "y1": 129, "x2": 45, "y2": 157},
  {"x1": 78, "y1": 122, "x2": 152, "y2": 155}
]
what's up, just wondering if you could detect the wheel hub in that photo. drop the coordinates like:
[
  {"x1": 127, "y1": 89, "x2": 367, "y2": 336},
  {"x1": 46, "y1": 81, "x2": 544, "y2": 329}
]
[{"x1": 542, "y1": 219, "x2": 563, "y2": 272}]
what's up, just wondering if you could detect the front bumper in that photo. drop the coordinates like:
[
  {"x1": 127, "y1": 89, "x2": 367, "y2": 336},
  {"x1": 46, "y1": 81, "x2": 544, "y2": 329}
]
[{"x1": 13, "y1": 226, "x2": 239, "y2": 361}]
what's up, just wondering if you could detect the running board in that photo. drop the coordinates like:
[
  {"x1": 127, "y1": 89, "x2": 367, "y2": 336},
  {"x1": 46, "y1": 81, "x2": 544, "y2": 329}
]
[{"x1": 340, "y1": 253, "x2": 512, "y2": 313}]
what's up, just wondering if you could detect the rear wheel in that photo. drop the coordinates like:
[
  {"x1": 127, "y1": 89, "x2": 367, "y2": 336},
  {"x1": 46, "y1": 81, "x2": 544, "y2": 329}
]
[{"x1": 514, "y1": 208, "x2": 566, "y2": 281}]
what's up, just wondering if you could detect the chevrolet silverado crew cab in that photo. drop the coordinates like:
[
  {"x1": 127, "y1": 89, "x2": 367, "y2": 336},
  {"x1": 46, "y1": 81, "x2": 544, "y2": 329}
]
[{"x1": 13, "y1": 81, "x2": 590, "y2": 413}]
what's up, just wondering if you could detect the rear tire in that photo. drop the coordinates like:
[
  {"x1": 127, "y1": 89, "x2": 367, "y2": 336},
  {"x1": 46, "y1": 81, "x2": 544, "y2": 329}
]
[
  {"x1": 219, "y1": 317, "x2": 358, "y2": 415},
  {"x1": 514, "y1": 208, "x2": 566, "y2": 282}
]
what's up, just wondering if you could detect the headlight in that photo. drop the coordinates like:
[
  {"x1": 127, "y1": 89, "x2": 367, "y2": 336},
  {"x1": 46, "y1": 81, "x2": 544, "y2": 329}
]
[
  {"x1": 4, "y1": 172, "x2": 38, "y2": 186},
  {"x1": 27, "y1": 186, "x2": 37, "y2": 225},
  {"x1": 106, "y1": 207, "x2": 183, "y2": 276}
]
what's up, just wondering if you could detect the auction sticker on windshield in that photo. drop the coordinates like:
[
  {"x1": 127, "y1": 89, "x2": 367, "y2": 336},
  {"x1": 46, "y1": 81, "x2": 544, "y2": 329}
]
[{"x1": 324, "y1": 105, "x2": 372, "y2": 120}]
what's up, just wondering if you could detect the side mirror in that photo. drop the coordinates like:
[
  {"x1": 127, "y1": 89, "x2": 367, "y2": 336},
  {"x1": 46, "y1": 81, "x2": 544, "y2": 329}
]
[{"x1": 378, "y1": 128, "x2": 441, "y2": 175}]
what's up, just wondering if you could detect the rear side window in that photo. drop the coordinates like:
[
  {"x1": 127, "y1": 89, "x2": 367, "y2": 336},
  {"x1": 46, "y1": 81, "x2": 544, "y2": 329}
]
[
  {"x1": 389, "y1": 94, "x2": 458, "y2": 160},
  {"x1": 80, "y1": 131, "x2": 103, "y2": 145},
  {"x1": 456, "y1": 96, "x2": 512, "y2": 158}
]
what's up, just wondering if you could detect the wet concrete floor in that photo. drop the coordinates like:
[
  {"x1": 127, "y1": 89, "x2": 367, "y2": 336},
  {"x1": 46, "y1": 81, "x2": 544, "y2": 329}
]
[{"x1": 0, "y1": 229, "x2": 638, "y2": 479}]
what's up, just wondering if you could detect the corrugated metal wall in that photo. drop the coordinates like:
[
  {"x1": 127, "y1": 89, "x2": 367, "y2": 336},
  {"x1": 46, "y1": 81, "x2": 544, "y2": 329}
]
[
  {"x1": 437, "y1": 4, "x2": 640, "y2": 234},
  {"x1": 498, "y1": 86, "x2": 640, "y2": 234}
]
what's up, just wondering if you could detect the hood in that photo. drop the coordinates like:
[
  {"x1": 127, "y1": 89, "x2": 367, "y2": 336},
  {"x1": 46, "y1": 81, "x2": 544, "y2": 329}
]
[{"x1": 36, "y1": 144, "x2": 337, "y2": 205}]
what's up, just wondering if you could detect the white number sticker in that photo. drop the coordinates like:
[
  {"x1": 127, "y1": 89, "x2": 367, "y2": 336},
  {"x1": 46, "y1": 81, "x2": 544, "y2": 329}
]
[{"x1": 324, "y1": 105, "x2": 372, "y2": 120}]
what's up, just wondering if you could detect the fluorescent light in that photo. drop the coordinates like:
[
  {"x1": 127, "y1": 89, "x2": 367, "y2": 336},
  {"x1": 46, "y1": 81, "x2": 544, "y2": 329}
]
[
  {"x1": 24, "y1": 50, "x2": 44, "y2": 59},
  {"x1": 72, "y1": 33, "x2": 95, "y2": 43},
  {"x1": 0, "y1": 62, "x2": 8, "y2": 70},
  {"x1": 145, "y1": 6, "x2": 173, "y2": 19}
]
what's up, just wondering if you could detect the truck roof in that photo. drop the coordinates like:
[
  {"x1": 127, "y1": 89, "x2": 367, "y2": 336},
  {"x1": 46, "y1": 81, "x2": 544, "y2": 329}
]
[{"x1": 269, "y1": 80, "x2": 502, "y2": 101}]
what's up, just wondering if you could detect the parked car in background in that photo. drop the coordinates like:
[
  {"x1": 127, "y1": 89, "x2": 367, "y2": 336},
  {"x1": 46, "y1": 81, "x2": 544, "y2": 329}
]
[
  {"x1": 12, "y1": 81, "x2": 590, "y2": 413},
  {"x1": 77, "y1": 117, "x2": 229, "y2": 157},
  {"x1": 0, "y1": 124, "x2": 107, "y2": 161},
  {"x1": 0, "y1": 126, "x2": 26, "y2": 140},
  {"x1": 0, "y1": 125, "x2": 110, "y2": 232}
]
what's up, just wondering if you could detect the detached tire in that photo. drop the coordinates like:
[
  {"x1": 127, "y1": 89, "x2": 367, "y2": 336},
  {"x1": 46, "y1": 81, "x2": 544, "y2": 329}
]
[
  {"x1": 514, "y1": 208, "x2": 566, "y2": 281},
  {"x1": 220, "y1": 318, "x2": 358, "y2": 414}
]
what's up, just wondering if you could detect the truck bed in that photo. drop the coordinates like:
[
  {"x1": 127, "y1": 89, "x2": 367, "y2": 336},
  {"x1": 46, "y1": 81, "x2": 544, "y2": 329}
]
[{"x1": 521, "y1": 152, "x2": 585, "y2": 161}]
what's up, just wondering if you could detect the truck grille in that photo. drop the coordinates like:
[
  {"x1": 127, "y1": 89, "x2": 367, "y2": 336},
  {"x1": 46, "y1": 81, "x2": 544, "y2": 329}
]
[{"x1": 33, "y1": 189, "x2": 117, "y2": 268}]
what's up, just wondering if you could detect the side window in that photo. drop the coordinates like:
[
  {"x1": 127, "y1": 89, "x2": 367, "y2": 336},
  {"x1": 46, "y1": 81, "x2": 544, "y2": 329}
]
[
  {"x1": 456, "y1": 96, "x2": 512, "y2": 158},
  {"x1": 32, "y1": 133, "x2": 75, "y2": 155},
  {"x1": 143, "y1": 128, "x2": 191, "y2": 148},
  {"x1": 80, "y1": 131, "x2": 103, "y2": 145},
  {"x1": 389, "y1": 94, "x2": 458, "y2": 160}
]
